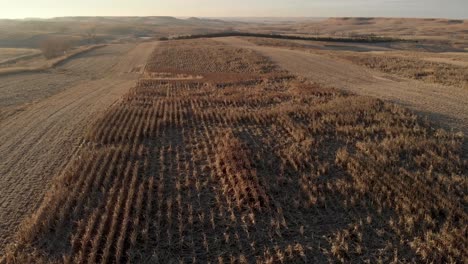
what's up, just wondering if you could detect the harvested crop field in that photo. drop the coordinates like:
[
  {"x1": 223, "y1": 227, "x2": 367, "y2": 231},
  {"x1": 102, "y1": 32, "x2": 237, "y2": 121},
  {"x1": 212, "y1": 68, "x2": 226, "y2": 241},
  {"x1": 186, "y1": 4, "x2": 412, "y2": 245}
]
[
  {"x1": 218, "y1": 37, "x2": 468, "y2": 154},
  {"x1": 239, "y1": 37, "x2": 468, "y2": 89},
  {"x1": 0, "y1": 48, "x2": 40, "y2": 63},
  {"x1": 340, "y1": 54, "x2": 468, "y2": 89},
  {"x1": 0, "y1": 42, "x2": 156, "y2": 251},
  {"x1": 3, "y1": 39, "x2": 467, "y2": 263}
]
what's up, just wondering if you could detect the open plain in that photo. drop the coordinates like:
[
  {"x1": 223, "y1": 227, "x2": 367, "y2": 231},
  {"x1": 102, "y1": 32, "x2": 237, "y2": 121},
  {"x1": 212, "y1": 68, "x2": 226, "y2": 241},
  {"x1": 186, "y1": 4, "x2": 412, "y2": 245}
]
[
  {"x1": 1, "y1": 38, "x2": 466, "y2": 263},
  {"x1": 0, "y1": 16, "x2": 467, "y2": 264}
]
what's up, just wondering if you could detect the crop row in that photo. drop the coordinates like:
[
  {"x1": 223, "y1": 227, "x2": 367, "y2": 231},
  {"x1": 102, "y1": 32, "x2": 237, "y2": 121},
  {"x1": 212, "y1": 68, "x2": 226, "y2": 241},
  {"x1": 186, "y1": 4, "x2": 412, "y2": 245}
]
[{"x1": 5, "y1": 39, "x2": 466, "y2": 263}]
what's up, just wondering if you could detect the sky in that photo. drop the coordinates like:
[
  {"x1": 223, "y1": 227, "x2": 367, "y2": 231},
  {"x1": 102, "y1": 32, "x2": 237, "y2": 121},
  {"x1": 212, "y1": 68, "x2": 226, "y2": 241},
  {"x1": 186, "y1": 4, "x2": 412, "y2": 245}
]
[{"x1": 0, "y1": 0, "x2": 466, "y2": 19}]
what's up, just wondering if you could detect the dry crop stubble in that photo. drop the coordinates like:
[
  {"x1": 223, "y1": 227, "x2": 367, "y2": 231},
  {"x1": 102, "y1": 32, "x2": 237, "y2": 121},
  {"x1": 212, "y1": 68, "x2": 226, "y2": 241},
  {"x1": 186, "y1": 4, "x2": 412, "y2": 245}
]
[
  {"x1": 243, "y1": 36, "x2": 468, "y2": 89},
  {"x1": 4, "y1": 39, "x2": 467, "y2": 263},
  {"x1": 340, "y1": 54, "x2": 468, "y2": 89}
]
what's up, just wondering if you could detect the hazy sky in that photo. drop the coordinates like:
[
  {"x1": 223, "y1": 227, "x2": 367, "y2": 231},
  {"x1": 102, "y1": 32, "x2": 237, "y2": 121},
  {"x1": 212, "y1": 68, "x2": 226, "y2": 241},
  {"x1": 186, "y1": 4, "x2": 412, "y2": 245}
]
[{"x1": 0, "y1": 0, "x2": 466, "y2": 19}]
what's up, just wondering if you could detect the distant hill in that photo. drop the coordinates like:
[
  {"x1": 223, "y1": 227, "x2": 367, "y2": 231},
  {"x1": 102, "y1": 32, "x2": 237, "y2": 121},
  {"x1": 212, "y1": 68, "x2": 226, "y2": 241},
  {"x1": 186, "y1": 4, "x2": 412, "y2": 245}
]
[
  {"x1": 0, "y1": 16, "x2": 242, "y2": 48},
  {"x1": 312, "y1": 17, "x2": 468, "y2": 39},
  {"x1": 48, "y1": 16, "x2": 237, "y2": 27},
  {"x1": 324, "y1": 17, "x2": 466, "y2": 26},
  {"x1": 2, "y1": 16, "x2": 466, "y2": 49},
  {"x1": 238, "y1": 17, "x2": 468, "y2": 45}
]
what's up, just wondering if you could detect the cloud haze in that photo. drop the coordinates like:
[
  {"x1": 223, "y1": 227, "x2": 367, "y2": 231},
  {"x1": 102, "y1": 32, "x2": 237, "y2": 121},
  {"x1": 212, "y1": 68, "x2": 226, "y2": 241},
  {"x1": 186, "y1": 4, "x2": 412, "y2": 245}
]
[{"x1": 0, "y1": 0, "x2": 466, "y2": 19}]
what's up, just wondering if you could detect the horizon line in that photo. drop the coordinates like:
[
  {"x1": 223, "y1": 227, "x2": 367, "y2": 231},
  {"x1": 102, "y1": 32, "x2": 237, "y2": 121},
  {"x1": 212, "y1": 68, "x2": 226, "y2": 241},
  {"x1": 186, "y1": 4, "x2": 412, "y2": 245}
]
[{"x1": 1, "y1": 15, "x2": 466, "y2": 20}]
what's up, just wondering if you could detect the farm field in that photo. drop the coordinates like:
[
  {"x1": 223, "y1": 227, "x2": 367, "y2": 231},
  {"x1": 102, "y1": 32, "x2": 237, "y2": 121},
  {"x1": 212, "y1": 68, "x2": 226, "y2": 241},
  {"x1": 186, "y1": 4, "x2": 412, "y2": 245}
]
[
  {"x1": 240, "y1": 17, "x2": 468, "y2": 50},
  {"x1": 0, "y1": 43, "x2": 153, "y2": 121},
  {"x1": 239, "y1": 37, "x2": 468, "y2": 88},
  {"x1": 0, "y1": 48, "x2": 40, "y2": 63},
  {"x1": 3, "y1": 39, "x2": 467, "y2": 263},
  {"x1": 217, "y1": 37, "x2": 468, "y2": 153},
  {"x1": 0, "y1": 42, "x2": 156, "y2": 250}
]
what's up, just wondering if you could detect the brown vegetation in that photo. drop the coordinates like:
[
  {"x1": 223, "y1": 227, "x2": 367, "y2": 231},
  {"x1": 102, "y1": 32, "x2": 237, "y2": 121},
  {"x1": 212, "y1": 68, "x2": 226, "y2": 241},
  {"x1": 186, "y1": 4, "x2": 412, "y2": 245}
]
[
  {"x1": 242, "y1": 36, "x2": 468, "y2": 89},
  {"x1": 244, "y1": 37, "x2": 324, "y2": 51},
  {"x1": 242, "y1": 17, "x2": 468, "y2": 50},
  {"x1": 39, "y1": 37, "x2": 73, "y2": 59},
  {"x1": 341, "y1": 54, "x2": 468, "y2": 88},
  {"x1": 146, "y1": 39, "x2": 277, "y2": 74},
  {"x1": 172, "y1": 31, "x2": 401, "y2": 43},
  {"x1": 4, "y1": 39, "x2": 467, "y2": 263}
]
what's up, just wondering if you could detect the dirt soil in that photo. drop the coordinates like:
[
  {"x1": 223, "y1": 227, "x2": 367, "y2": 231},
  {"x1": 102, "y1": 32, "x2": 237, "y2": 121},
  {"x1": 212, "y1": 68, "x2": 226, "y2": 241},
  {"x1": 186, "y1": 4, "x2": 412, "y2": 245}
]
[
  {"x1": 218, "y1": 37, "x2": 468, "y2": 154},
  {"x1": 0, "y1": 42, "x2": 156, "y2": 250}
]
